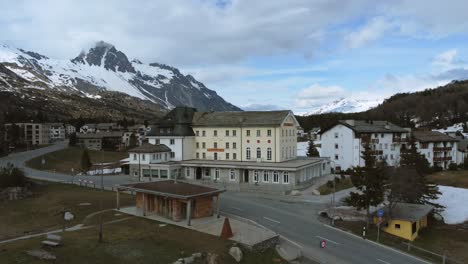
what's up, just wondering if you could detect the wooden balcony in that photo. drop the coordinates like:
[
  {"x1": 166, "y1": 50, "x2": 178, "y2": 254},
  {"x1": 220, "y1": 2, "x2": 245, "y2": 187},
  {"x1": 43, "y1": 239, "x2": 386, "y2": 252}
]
[
  {"x1": 433, "y1": 156, "x2": 452, "y2": 162},
  {"x1": 433, "y1": 147, "x2": 452, "y2": 152}
]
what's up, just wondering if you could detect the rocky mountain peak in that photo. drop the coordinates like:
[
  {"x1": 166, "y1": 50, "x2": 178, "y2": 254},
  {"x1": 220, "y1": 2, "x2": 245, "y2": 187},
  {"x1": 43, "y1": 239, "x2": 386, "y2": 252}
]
[{"x1": 71, "y1": 41, "x2": 135, "y2": 73}]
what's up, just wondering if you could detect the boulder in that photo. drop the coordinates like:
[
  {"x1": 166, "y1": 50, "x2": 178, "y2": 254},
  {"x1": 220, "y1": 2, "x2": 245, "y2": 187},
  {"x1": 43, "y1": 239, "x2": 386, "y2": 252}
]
[
  {"x1": 229, "y1": 247, "x2": 243, "y2": 263},
  {"x1": 290, "y1": 190, "x2": 301, "y2": 196},
  {"x1": 206, "y1": 253, "x2": 220, "y2": 264},
  {"x1": 311, "y1": 189, "x2": 320, "y2": 195}
]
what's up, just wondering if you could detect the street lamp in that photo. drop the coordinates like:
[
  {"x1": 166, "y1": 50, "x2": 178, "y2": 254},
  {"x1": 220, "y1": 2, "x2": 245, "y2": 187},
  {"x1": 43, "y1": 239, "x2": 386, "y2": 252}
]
[{"x1": 329, "y1": 160, "x2": 337, "y2": 226}]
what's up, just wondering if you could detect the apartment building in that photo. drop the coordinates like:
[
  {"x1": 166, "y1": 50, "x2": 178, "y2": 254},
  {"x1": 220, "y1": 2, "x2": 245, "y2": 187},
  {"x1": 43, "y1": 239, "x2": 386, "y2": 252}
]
[
  {"x1": 48, "y1": 123, "x2": 66, "y2": 141},
  {"x1": 127, "y1": 107, "x2": 331, "y2": 193},
  {"x1": 320, "y1": 120, "x2": 410, "y2": 170},
  {"x1": 146, "y1": 107, "x2": 196, "y2": 161},
  {"x1": 413, "y1": 131, "x2": 458, "y2": 169},
  {"x1": 4, "y1": 123, "x2": 51, "y2": 146}
]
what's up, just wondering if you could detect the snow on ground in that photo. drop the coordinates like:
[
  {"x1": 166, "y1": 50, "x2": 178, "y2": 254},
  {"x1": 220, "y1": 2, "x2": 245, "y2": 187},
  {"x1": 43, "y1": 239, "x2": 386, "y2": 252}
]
[
  {"x1": 433, "y1": 123, "x2": 464, "y2": 133},
  {"x1": 433, "y1": 185, "x2": 468, "y2": 224},
  {"x1": 86, "y1": 168, "x2": 122, "y2": 175},
  {"x1": 297, "y1": 141, "x2": 322, "y2": 157}
]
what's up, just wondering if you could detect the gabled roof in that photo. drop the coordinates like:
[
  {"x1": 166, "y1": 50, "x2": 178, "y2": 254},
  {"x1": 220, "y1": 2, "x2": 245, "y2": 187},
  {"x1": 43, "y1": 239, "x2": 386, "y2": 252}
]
[
  {"x1": 118, "y1": 180, "x2": 224, "y2": 199},
  {"x1": 128, "y1": 143, "x2": 171, "y2": 153},
  {"x1": 146, "y1": 107, "x2": 196, "y2": 137},
  {"x1": 192, "y1": 110, "x2": 294, "y2": 127},
  {"x1": 375, "y1": 203, "x2": 433, "y2": 222},
  {"x1": 413, "y1": 131, "x2": 458, "y2": 143},
  {"x1": 321, "y1": 120, "x2": 408, "y2": 134}
]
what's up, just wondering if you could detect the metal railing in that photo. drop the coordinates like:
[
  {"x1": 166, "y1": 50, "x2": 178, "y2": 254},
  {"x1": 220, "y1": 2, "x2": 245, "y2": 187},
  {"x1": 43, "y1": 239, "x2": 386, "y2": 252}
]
[{"x1": 403, "y1": 242, "x2": 463, "y2": 264}]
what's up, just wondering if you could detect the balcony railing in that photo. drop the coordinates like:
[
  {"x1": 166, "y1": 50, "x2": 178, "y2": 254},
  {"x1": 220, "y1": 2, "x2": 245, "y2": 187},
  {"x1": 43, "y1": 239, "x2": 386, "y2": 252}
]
[
  {"x1": 433, "y1": 147, "x2": 452, "y2": 152},
  {"x1": 433, "y1": 156, "x2": 452, "y2": 162}
]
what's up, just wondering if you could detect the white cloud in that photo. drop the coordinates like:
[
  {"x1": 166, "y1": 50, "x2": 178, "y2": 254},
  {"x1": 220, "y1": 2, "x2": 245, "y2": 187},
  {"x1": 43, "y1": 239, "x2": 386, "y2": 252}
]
[
  {"x1": 295, "y1": 84, "x2": 346, "y2": 108},
  {"x1": 432, "y1": 49, "x2": 458, "y2": 71},
  {"x1": 345, "y1": 17, "x2": 392, "y2": 49}
]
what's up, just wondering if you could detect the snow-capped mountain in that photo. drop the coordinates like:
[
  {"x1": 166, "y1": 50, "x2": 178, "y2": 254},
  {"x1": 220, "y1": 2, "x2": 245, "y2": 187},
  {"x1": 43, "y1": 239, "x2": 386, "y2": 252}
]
[
  {"x1": 304, "y1": 98, "x2": 383, "y2": 115},
  {"x1": 0, "y1": 41, "x2": 240, "y2": 112}
]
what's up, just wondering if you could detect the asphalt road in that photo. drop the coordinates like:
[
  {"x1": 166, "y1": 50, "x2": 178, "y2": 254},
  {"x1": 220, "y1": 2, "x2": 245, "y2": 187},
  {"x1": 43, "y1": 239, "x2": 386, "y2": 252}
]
[{"x1": 1, "y1": 142, "x2": 431, "y2": 264}]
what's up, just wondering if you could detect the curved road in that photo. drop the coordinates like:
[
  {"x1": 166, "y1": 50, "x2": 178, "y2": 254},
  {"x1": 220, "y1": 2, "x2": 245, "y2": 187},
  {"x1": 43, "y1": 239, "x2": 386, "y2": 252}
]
[{"x1": 1, "y1": 142, "x2": 430, "y2": 264}]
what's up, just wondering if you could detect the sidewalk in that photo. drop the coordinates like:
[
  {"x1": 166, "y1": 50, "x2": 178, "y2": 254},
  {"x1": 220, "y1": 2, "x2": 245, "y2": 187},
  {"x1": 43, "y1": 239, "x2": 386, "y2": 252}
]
[{"x1": 117, "y1": 206, "x2": 278, "y2": 250}]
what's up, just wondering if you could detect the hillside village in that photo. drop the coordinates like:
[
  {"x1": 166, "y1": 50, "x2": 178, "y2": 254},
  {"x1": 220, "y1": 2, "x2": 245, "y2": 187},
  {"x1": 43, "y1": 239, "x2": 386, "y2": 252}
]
[{"x1": 2, "y1": 2, "x2": 468, "y2": 263}]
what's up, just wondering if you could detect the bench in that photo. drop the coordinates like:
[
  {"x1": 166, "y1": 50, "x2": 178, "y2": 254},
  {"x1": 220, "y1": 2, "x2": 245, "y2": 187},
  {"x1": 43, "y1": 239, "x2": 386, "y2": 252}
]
[{"x1": 41, "y1": 234, "x2": 62, "y2": 247}]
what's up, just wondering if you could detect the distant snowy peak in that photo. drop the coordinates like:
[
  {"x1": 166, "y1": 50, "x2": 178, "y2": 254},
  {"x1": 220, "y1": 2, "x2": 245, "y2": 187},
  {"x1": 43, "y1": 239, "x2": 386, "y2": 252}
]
[
  {"x1": 0, "y1": 41, "x2": 240, "y2": 111},
  {"x1": 305, "y1": 98, "x2": 383, "y2": 115}
]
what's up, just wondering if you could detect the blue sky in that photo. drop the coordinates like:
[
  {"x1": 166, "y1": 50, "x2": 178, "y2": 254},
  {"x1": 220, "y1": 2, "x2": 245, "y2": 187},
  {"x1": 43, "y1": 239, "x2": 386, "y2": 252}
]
[{"x1": 1, "y1": 0, "x2": 468, "y2": 112}]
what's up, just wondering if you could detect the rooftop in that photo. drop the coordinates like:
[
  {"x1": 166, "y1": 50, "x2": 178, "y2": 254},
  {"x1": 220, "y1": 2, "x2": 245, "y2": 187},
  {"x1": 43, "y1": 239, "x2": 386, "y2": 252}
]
[
  {"x1": 180, "y1": 157, "x2": 327, "y2": 170},
  {"x1": 192, "y1": 110, "x2": 293, "y2": 127},
  {"x1": 118, "y1": 180, "x2": 224, "y2": 199},
  {"x1": 376, "y1": 203, "x2": 433, "y2": 222},
  {"x1": 339, "y1": 120, "x2": 408, "y2": 133},
  {"x1": 76, "y1": 131, "x2": 123, "y2": 139},
  {"x1": 412, "y1": 130, "x2": 458, "y2": 143},
  {"x1": 128, "y1": 143, "x2": 172, "y2": 153}
]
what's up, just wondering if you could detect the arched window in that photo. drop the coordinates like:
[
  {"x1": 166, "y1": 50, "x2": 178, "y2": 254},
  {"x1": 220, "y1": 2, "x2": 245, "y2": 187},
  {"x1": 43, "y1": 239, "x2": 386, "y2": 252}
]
[
  {"x1": 246, "y1": 147, "x2": 251, "y2": 160},
  {"x1": 253, "y1": 170, "x2": 259, "y2": 182},
  {"x1": 230, "y1": 169, "x2": 236, "y2": 181},
  {"x1": 263, "y1": 171, "x2": 269, "y2": 182},
  {"x1": 267, "y1": 147, "x2": 272, "y2": 160},
  {"x1": 273, "y1": 171, "x2": 279, "y2": 183},
  {"x1": 256, "y1": 147, "x2": 261, "y2": 159}
]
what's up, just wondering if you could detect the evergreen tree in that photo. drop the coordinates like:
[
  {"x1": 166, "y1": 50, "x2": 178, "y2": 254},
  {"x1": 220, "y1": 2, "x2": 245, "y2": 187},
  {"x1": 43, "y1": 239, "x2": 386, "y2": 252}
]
[
  {"x1": 391, "y1": 138, "x2": 443, "y2": 210},
  {"x1": 128, "y1": 133, "x2": 138, "y2": 148},
  {"x1": 345, "y1": 143, "x2": 388, "y2": 227},
  {"x1": 68, "y1": 133, "x2": 77, "y2": 147},
  {"x1": 306, "y1": 140, "x2": 319, "y2": 157},
  {"x1": 80, "y1": 150, "x2": 92, "y2": 174}
]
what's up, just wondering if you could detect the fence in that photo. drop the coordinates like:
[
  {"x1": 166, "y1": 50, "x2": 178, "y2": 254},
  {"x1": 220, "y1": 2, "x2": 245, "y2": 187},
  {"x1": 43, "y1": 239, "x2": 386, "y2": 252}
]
[{"x1": 403, "y1": 242, "x2": 464, "y2": 264}]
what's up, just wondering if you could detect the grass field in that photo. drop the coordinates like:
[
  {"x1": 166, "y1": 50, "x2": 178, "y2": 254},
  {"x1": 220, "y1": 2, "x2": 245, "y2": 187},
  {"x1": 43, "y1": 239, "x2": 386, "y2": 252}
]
[
  {"x1": 0, "y1": 182, "x2": 284, "y2": 264},
  {"x1": 336, "y1": 219, "x2": 468, "y2": 263},
  {"x1": 427, "y1": 170, "x2": 468, "y2": 188},
  {"x1": 25, "y1": 147, "x2": 128, "y2": 174},
  {"x1": 318, "y1": 177, "x2": 353, "y2": 195},
  {"x1": 0, "y1": 182, "x2": 134, "y2": 240}
]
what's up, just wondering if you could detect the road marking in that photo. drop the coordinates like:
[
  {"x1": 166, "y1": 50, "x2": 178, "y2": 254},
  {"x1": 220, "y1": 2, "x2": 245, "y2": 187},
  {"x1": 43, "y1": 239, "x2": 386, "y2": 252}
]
[
  {"x1": 229, "y1": 206, "x2": 244, "y2": 212},
  {"x1": 316, "y1": 235, "x2": 340, "y2": 245},
  {"x1": 263, "y1": 216, "x2": 281, "y2": 224},
  {"x1": 376, "y1": 258, "x2": 391, "y2": 264}
]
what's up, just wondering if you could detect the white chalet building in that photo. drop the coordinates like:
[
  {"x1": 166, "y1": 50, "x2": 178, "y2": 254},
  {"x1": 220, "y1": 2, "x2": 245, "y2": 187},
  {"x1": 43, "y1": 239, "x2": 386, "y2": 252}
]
[
  {"x1": 413, "y1": 131, "x2": 458, "y2": 169},
  {"x1": 320, "y1": 120, "x2": 409, "y2": 170}
]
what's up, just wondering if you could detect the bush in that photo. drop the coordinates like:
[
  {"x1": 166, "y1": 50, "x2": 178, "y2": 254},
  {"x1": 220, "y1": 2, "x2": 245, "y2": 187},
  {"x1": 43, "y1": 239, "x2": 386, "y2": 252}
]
[
  {"x1": 326, "y1": 180, "x2": 334, "y2": 188},
  {"x1": 340, "y1": 174, "x2": 346, "y2": 180},
  {"x1": 431, "y1": 165, "x2": 443, "y2": 172},
  {"x1": 334, "y1": 177, "x2": 341, "y2": 184},
  {"x1": 0, "y1": 163, "x2": 27, "y2": 189},
  {"x1": 448, "y1": 163, "x2": 458, "y2": 171}
]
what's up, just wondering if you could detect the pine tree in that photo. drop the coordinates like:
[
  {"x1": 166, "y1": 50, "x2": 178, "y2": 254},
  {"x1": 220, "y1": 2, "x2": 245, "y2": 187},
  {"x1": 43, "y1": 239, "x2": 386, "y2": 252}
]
[
  {"x1": 68, "y1": 133, "x2": 77, "y2": 147},
  {"x1": 391, "y1": 138, "x2": 443, "y2": 211},
  {"x1": 129, "y1": 133, "x2": 138, "y2": 148},
  {"x1": 306, "y1": 140, "x2": 319, "y2": 157},
  {"x1": 345, "y1": 143, "x2": 388, "y2": 228},
  {"x1": 80, "y1": 150, "x2": 92, "y2": 174}
]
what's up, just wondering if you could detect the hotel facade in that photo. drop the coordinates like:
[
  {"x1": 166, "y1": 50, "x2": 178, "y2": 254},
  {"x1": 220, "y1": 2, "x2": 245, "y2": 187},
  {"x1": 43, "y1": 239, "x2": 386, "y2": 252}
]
[{"x1": 127, "y1": 107, "x2": 331, "y2": 194}]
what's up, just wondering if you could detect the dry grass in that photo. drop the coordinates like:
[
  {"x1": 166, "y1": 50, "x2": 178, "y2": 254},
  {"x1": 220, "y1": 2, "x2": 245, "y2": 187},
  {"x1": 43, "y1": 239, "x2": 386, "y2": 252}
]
[
  {"x1": 25, "y1": 147, "x2": 128, "y2": 174},
  {"x1": 427, "y1": 170, "x2": 468, "y2": 188}
]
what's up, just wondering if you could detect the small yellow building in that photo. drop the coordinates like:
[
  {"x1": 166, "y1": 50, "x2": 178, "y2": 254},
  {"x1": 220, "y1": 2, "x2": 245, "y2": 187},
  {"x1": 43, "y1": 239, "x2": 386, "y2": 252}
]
[{"x1": 373, "y1": 203, "x2": 433, "y2": 241}]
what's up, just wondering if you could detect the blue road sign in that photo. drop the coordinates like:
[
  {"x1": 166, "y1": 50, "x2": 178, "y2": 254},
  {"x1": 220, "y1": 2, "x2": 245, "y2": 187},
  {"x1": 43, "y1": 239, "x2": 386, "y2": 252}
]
[{"x1": 377, "y1": 209, "x2": 384, "y2": 217}]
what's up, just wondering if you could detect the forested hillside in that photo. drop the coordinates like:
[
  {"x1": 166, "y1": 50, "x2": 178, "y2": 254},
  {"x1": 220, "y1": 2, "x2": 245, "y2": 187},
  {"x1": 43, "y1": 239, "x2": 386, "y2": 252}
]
[{"x1": 297, "y1": 80, "x2": 468, "y2": 131}]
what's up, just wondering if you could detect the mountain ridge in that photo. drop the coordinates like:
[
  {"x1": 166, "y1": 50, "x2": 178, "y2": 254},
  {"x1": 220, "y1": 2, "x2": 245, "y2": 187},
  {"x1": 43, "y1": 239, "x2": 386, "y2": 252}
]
[{"x1": 0, "y1": 41, "x2": 240, "y2": 112}]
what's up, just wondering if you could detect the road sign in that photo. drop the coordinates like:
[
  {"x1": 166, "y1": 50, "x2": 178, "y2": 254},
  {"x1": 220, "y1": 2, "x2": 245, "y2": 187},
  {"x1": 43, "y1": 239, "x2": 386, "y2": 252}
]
[
  {"x1": 377, "y1": 208, "x2": 384, "y2": 217},
  {"x1": 320, "y1": 240, "x2": 327, "y2": 248}
]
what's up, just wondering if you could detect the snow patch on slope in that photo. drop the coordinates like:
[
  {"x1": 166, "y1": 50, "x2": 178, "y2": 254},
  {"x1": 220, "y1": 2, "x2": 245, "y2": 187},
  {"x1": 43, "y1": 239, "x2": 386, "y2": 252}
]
[
  {"x1": 433, "y1": 185, "x2": 468, "y2": 224},
  {"x1": 303, "y1": 98, "x2": 383, "y2": 115}
]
